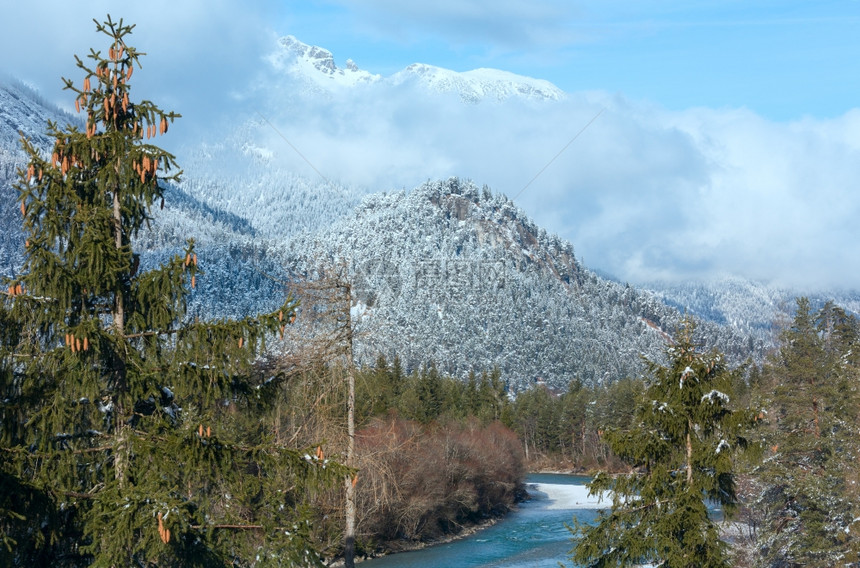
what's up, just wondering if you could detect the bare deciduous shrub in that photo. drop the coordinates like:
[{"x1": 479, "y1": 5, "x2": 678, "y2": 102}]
[{"x1": 352, "y1": 415, "x2": 525, "y2": 553}]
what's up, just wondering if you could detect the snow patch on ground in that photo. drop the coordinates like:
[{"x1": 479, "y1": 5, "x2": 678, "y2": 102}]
[{"x1": 530, "y1": 483, "x2": 611, "y2": 510}]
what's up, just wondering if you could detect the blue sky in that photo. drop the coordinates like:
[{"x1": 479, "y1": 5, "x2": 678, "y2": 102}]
[
  {"x1": 277, "y1": 1, "x2": 859, "y2": 120},
  {"x1": 1, "y1": 1, "x2": 859, "y2": 289},
  {"x1": 3, "y1": 1, "x2": 857, "y2": 121}
]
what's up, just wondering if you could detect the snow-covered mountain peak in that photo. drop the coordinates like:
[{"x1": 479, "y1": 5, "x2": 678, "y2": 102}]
[
  {"x1": 268, "y1": 35, "x2": 564, "y2": 103},
  {"x1": 392, "y1": 63, "x2": 565, "y2": 103},
  {"x1": 270, "y1": 35, "x2": 381, "y2": 88}
]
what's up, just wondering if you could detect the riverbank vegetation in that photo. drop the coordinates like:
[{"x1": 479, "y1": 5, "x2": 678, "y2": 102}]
[
  {"x1": 257, "y1": 357, "x2": 527, "y2": 561},
  {"x1": 508, "y1": 376, "x2": 643, "y2": 473}
]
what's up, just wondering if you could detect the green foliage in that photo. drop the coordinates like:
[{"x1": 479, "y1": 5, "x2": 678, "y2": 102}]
[
  {"x1": 505, "y1": 376, "x2": 642, "y2": 468},
  {"x1": 354, "y1": 360, "x2": 509, "y2": 427},
  {"x1": 570, "y1": 319, "x2": 754, "y2": 568},
  {"x1": 354, "y1": 355, "x2": 649, "y2": 472},
  {"x1": 0, "y1": 16, "x2": 345, "y2": 567},
  {"x1": 748, "y1": 298, "x2": 860, "y2": 567}
]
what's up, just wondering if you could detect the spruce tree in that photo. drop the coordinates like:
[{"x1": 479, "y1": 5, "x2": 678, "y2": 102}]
[
  {"x1": 570, "y1": 319, "x2": 753, "y2": 568},
  {"x1": 750, "y1": 298, "x2": 860, "y2": 567},
  {"x1": 0, "y1": 16, "x2": 345, "y2": 567}
]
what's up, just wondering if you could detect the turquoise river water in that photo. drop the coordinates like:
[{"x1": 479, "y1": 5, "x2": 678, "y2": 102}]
[{"x1": 358, "y1": 473, "x2": 602, "y2": 568}]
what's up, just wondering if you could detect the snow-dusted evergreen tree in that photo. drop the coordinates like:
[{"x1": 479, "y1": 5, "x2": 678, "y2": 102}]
[
  {"x1": 570, "y1": 319, "x2": 753, "y2": 568},
  {"x1": 0, "y1": 17, "x2": 344, "y2": 566},
  {"x1": 750, "y1": 298, "x2": 860, "y2": 567}
]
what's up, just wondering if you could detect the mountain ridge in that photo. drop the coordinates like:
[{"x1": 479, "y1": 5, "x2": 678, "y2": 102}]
[
  {"x1": 270, "y1": 34, "x2": 564, "y2": 102},
  {"x1": 283, "y1": 178, "x2": 763, "y2": 389}
]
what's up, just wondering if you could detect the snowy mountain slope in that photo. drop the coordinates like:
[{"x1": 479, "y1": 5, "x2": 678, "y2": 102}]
[
  {"x1": 0, "y1": 79, "x2": 80, "y2": 149},
  {"x1": 644, "y1": 277, "x2": 789, "y2": 336},
  {"x1": 176, "y1": 124, "x2": 365, "y2": 241},
  {"x1": 0, "y1": 145, "x2": 26, "y2": 276},
  {"x1": 0, "y1": 79, "x2": 260, "y2": 276},
  {"x1": 391, "y1": 64, "x2": 564, "y2": 103},
  {"x1": 0, "y1": 80, "x2": 83, "y2": 276},
  {"x1": 643, "y1": 277, "x2": 860, "y2": 348},
  {"x1": 283, "y1": 178, "x2": 761, "y2": 390}
]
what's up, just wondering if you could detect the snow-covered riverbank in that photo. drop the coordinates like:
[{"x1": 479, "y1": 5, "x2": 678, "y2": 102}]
[{"x1": 529, "y1": 482, "x2": 612, "y2": 510}]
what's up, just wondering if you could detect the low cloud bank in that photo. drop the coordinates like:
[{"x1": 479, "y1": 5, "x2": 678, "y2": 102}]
[
  {"x1": 4, "y1": 4, "x2": 857, "y2": 290},
  {"x1": 224, "y1": 62, "x2": 860, "y2": 290}
]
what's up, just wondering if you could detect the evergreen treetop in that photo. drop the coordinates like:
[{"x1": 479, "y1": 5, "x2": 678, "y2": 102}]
[
  {"x1": 571, "y1": 319, "x2": 754, "y2": 568},
  {"x1": 1, "y1": 16, "x2": 345, "y2": 567}
]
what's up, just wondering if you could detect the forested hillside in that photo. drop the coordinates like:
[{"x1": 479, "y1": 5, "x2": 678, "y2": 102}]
[
  {"x1": 644, "y1": 277, "x2": 860, "y2": 350},
  {"x1": 286, "y1": 178, "x2": 763, "y2": 389}
]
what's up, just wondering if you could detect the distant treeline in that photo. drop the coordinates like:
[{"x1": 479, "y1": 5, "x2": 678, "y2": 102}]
[{"x1": 354, "y1": 355, "x2": 646, "y2": 472}]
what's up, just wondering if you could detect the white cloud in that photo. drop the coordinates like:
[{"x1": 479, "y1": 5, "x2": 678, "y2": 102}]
[
  {"x1": 4, "y1": 5, "x2": 858, "y2": 290},
  {"x1": 0, "y1": 0, "x2": 279, "y2": 151},
  {"x1": 217, "y1": 49, "x2": 860, "y2": 290}
]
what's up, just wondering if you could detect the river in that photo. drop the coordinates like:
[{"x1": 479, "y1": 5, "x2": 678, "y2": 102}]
[{"x1": 358, "y1": 473, "x2": 607, "y2": 568}]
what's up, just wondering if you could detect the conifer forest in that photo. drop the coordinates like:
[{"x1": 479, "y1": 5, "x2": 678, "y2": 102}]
[{"x1": 1, "y1": 16, "x2": 859, "y2": 568}]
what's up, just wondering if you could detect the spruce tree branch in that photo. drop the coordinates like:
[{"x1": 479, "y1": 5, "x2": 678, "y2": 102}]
[
  {"x1": 1, "y1": 444, "x2": 113, "y2": 457},
  {"x1": 122, "y1": 329, "x2": 177, "y2": 339},
  {"x1": 62, "y1": 490, "x2": 97, "y2": 499},
  {"x1": 617, "y1": 496, "x2": 678, "y2": 515},
  {"x1": 190, "y1": 524, "x2": 266, "y2": 530}
]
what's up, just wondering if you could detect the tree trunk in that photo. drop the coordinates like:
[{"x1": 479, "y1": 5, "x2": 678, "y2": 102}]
[
  {"x1": 343, "y1": 282, "x2": 356, "y2": 568},
  {"x1": 112, "y1": 184, "x2": 129, "y2": 488},
  {"x1": 686, "y1": 421, "x2": 693, "y2": 485},
  {"x1": 112, "y1": 184, "x2": 124, "y2": 336},
  {"x1": 581, "y1": 422, "x2": 587, "y2": 457},
  {"x1": 115, "y1": 421, "x2": 129, "y2": 489},
  {"x1": 811, "y1": 396, "x2": 821, "y2": 439}
]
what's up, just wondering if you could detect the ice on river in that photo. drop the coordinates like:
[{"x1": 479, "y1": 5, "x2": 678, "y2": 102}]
[{"x1": 529, "y1": 483, "x2": 611, "y2": 510}]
